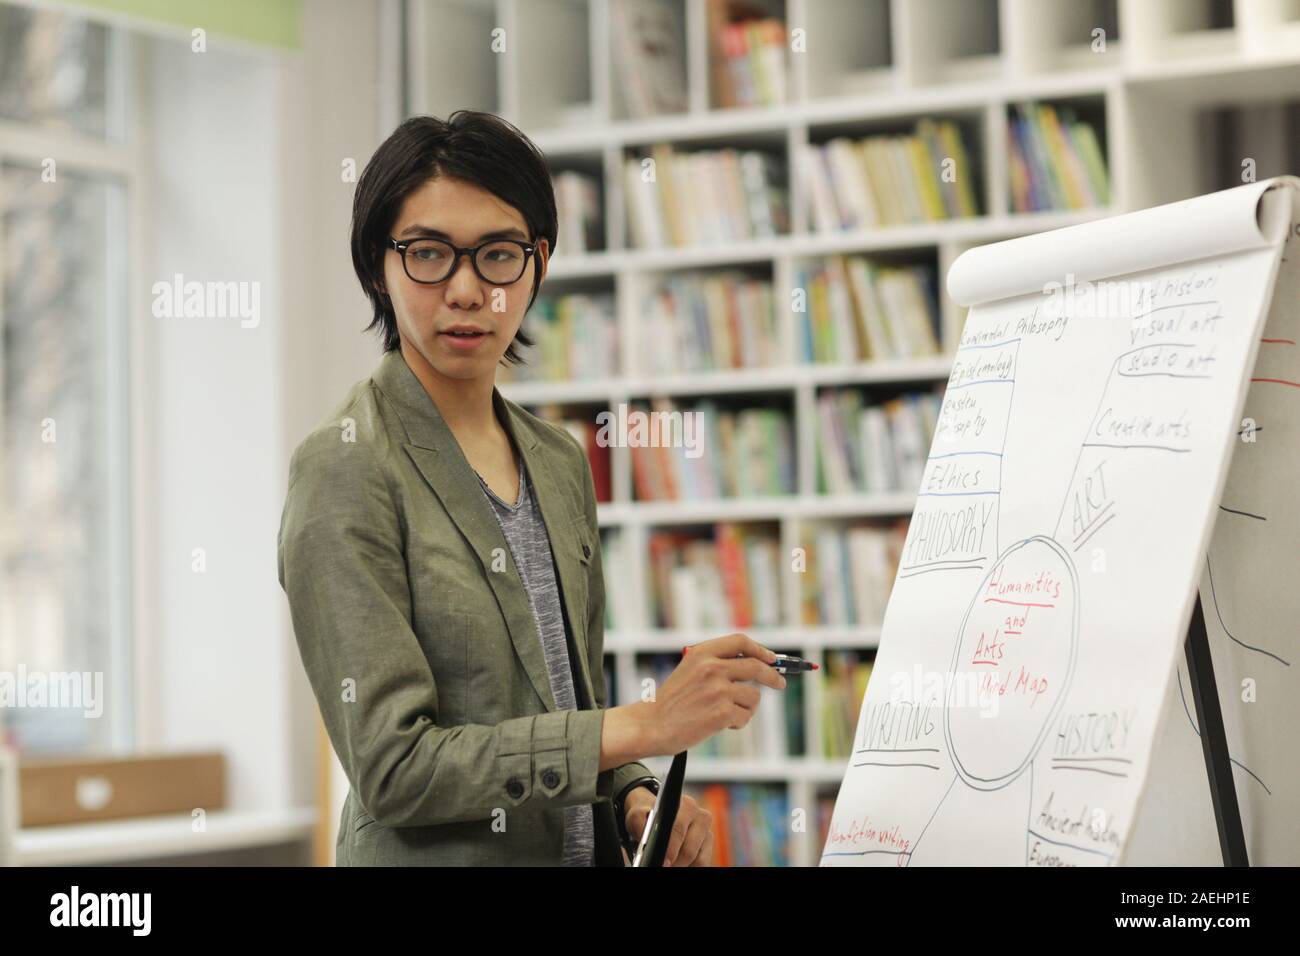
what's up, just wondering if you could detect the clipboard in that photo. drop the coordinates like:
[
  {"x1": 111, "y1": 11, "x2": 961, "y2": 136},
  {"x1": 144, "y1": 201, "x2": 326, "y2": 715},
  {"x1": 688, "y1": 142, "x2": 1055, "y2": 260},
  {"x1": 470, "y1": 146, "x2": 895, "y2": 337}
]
[{"x1": 631, "y1": 751, "x2": 688, "y2": 867}]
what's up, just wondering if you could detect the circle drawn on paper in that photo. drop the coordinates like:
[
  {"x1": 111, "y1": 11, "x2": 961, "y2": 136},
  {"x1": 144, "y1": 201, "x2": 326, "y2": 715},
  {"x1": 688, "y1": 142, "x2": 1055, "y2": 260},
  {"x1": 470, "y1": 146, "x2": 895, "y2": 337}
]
[{"x1": 944, "y1": 535, "x2": 1079, "y2": 791}]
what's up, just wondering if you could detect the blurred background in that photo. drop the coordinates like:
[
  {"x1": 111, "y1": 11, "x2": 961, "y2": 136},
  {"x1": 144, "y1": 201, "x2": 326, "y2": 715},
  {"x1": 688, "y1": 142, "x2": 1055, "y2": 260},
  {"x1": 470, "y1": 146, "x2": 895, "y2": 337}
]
[{"x1": 0, "y1": 0, "x2": 1296, "y2": 866}]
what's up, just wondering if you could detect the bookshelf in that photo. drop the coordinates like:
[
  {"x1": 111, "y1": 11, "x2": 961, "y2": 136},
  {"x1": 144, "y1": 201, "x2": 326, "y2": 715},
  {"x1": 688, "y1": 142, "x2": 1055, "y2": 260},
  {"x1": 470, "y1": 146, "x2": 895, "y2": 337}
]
[{"x1": 404, "y1": 0, "x2": 1300, "y2": 866}]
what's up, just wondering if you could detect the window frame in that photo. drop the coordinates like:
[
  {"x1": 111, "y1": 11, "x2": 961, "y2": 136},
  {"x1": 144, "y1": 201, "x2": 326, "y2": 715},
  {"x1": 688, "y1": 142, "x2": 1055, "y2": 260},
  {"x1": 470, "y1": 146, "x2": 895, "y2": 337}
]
[{"x1": 0, "y1": 15, "x2": 145, "y2": 753}]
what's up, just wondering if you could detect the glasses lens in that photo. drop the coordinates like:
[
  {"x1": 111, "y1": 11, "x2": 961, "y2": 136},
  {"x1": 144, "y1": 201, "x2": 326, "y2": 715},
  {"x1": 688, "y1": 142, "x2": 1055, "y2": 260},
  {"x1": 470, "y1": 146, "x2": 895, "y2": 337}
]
[
  {"x1": 404, "y1": 239, "x2": 455, "y2": 282},
  {"x1": 475, "y1": 241, "x2": 528, "y2": 284}
]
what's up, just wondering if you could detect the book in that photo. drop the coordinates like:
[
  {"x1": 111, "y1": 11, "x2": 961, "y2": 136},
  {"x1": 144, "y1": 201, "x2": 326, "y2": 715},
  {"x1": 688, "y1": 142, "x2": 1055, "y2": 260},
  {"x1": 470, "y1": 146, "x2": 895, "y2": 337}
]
[
  {"x1": 815, "y1": 386, "x2": 941, "y2": 495},
  {"x1": 500, "y1": 292, "x2": 618, "y2": 383},
  {"x1": 687, "y1": 783, "x2": 792, "y2": 866},
  {"x1": 796, "y1": 257, "x2": 941, "y2": 362},
  {"x1": 610, "y1": 0, "x2": 688, "y2": 119},
  {"x1": 625, "y1": 145, "x2": 788, "y2": 248},
  {"x1": 805, "y1": 119, "x2": 981, "y2": 230},
  {"x1": 819, "y1": 650, "x2": 875, "y2": 758},
  {"x1": 708, "y1": 3, "x2": 788, "y2": 109},
  {"x1": 600, "y1": 530, "x2": 632, "y2": 632},
  {"x1": 637, "y1": 271, "x2": 779, "y2": 374},
  {"x1": 552, "y1": 170, "x2": 602, "y2": 255},
  {"x1": 629, "y1": 399, "x2": 795, "y2": 500},
  {"x1": 646, "y1": 524, "x2": 783, "y2": 629},
  {"x1": 1007, "y1": 102, "x2": 1111, "y2": 213},
  {"x1": 800, "y1": 521, "x2": 907, "y2": 628}
]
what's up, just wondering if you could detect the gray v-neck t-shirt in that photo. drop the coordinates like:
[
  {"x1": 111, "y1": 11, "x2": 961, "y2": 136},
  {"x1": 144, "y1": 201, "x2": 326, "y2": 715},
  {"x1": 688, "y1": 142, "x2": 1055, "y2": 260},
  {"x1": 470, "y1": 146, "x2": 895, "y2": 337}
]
[{"x1": 475, "y1": 446, "x2": 596, "y2": 867}]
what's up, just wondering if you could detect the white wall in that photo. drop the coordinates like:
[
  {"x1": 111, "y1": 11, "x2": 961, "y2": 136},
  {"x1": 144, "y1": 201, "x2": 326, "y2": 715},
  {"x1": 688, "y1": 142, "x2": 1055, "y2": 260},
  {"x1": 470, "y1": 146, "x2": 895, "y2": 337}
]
[
  {"x1": 135, "y1": 0, "x2": 384, "y2": 831},
  {"x1": 143, "y1": 34, "x2": 295, "y2": 812}
]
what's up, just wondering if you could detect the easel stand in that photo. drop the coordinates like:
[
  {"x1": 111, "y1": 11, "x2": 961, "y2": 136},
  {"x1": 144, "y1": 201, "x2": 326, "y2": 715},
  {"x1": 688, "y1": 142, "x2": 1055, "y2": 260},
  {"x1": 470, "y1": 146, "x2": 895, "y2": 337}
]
[{"x1": 1184, "y1": 595, "x2": 1249, "y2": 866}]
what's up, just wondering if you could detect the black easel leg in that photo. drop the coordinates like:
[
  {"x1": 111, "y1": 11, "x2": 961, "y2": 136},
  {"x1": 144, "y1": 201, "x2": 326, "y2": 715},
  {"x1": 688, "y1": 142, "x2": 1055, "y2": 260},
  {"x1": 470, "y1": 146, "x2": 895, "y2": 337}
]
[{"x1": 1184, "y1": 594, "x2": 1249, "y2": 866}]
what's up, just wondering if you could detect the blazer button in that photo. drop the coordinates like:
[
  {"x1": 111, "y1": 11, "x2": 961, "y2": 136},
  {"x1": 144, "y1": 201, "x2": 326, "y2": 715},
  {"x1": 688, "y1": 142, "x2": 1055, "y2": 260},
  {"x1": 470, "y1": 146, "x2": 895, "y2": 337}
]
[
  {"x1": 542, "y1": 769, "x2": 560, "y2": 789},
  {"x1": 505, "y1": 777, "x2": 524, "y2": 799},
  {"x1": 582, "y1": 544, "x2": 591, "y2": 558}
]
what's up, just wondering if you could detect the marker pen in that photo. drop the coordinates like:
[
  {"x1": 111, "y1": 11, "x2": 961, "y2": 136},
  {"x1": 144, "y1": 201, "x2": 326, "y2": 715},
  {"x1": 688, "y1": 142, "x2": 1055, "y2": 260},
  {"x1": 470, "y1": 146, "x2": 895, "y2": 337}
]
[
  {"x1": 681, "y1": 646, "x2": 819, "y2": 675},
  {"x1": 770, "y1": 654, "x2": 818, "y2": 675}
]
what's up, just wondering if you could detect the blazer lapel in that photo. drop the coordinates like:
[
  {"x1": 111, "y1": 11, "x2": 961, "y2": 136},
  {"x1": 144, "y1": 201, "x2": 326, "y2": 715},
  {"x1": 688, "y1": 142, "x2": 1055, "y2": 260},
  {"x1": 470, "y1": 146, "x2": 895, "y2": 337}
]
[{"x1": 373, "y1": 350, "x2": 594, "y2": 713}]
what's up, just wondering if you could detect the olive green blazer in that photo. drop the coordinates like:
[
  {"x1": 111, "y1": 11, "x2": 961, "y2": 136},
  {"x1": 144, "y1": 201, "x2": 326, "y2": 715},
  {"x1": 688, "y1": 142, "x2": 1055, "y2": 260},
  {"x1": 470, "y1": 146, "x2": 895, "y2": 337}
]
[{"x1": 277, "y1": 349, "x2": 655, "y2": 865}]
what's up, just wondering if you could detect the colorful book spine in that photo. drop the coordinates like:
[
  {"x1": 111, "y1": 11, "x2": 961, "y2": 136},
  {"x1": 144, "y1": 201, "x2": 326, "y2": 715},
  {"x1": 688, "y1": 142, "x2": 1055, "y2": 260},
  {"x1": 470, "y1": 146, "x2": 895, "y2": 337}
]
[
  {"x1": 1007, "y1": 102, "x2": 1111, "y2": 213},
  {"x1": 711, "y1": 13, "x2": 787, "y2": 108},
  {"x1": 647, "y1": 525, "x2": 782, "y2": 630},
  {"x1": 800, "y1": 520, "x2": 908, "y2": 626},
  {"x1": 805, "y1": 119, "x2": 981, "y2": 230},
  {"x1": 638, "y1": 272, "x2": 779, "y2": 374},
  {"x1": 796, "y1": 257, "x2": 941, "y2": 363},
  {"x1": 815, "y1": 387, "x2": 941, "y2": 495},
  {"x1": 685, "y1": 783, "x2": 792, "y2": 866},
  {"x1": 629, "y1": 400, "x2": 795, "y2": 501},
  {"x1": 819, "y1": 650, "x2": 875, "y2": 759},
  {"x1": 625, "y1": 145, "x2": 789, "y2": 248},
  {"x1": 500, "y1": 293, "x2": 618, "y2": 383}
]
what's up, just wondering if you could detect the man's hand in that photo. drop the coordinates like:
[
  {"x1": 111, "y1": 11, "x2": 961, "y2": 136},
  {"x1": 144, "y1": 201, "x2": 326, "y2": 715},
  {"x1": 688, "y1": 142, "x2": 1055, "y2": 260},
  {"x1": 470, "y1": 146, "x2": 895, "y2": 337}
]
[
  {"x1": 623, "y1": 788, "x2": 714, "y2": 866},
  {"x1": 600, "y1": 633, "x2": 787, "y2": 771},
  {"x1": 647, "y1": 633, "x2": 785, "y2": 755}
]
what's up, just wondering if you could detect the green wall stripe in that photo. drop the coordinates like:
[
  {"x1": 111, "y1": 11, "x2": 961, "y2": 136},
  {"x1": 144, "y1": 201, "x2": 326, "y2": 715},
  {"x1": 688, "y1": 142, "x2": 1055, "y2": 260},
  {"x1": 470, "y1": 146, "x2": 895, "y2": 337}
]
[{"x1": 56, "y1": 0, "x2": 300, "y2": 49}]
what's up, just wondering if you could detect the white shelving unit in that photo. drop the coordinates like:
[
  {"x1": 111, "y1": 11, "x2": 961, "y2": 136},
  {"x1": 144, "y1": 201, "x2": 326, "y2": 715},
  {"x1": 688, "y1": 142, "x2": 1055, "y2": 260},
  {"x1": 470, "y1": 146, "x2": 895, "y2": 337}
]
[
  {"x1": 405, "y1": 0, "x2": 1300, "y2": 866},
  {"x1": 12, "y1": 807, "x2": 318, "y2": 867}
]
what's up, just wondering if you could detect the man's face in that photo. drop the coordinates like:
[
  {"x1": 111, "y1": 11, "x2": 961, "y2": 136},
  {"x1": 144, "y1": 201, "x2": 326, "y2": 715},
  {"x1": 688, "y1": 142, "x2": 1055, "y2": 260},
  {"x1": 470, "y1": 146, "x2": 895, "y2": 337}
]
[{"x1": 382, "y1": 174, "x2": 547, "y2": 383}]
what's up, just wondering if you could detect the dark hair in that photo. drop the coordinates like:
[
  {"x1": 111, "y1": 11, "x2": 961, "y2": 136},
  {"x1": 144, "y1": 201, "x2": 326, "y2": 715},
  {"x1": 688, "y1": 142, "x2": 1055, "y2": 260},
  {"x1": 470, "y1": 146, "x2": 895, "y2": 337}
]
[{"x1": 351, "y1": 111, "x2": 557, "y2": 363}]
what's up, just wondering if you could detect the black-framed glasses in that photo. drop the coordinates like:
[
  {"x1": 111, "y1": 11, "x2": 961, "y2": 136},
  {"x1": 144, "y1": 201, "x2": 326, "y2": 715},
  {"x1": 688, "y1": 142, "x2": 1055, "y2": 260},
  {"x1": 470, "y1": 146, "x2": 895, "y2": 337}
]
[{"x1": 387, "y1": 236, "x2": 536, "y2": 286}]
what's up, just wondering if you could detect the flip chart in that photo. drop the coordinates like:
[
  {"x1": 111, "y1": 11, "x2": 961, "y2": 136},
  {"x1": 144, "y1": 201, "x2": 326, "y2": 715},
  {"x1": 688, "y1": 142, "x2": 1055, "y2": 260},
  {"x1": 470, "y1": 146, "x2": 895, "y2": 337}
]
[{"x1": 822, "y1": 178, "x2": 1297, "y2": 866}]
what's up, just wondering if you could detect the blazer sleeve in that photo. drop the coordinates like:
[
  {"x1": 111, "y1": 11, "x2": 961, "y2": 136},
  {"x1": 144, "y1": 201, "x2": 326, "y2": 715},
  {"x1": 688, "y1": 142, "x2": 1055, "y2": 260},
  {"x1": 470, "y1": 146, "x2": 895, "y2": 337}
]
[
  {"x1": 566, "y1": 429, "x2": 658, "y2": 803},
  {"x1": 278, "y1": 430, "x2": 608, "y2": 828}
]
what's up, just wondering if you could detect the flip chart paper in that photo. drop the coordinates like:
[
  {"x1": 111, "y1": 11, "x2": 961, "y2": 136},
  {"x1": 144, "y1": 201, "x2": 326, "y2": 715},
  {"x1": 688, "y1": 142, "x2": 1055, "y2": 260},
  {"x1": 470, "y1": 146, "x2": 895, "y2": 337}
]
[{"x1": 822, "y1": 178, "x2": 1296, "y2": 866}]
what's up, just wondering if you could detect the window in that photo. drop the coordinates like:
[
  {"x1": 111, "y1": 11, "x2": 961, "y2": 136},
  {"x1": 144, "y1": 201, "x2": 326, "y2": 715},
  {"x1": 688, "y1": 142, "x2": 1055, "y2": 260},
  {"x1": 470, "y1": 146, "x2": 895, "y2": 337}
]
[
  {"x1": 0, "y1": 3, "x2": 117, "y2": 139},
  {"x1": 0, "y1": 1, "x2": 132, "y2": 753}
]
